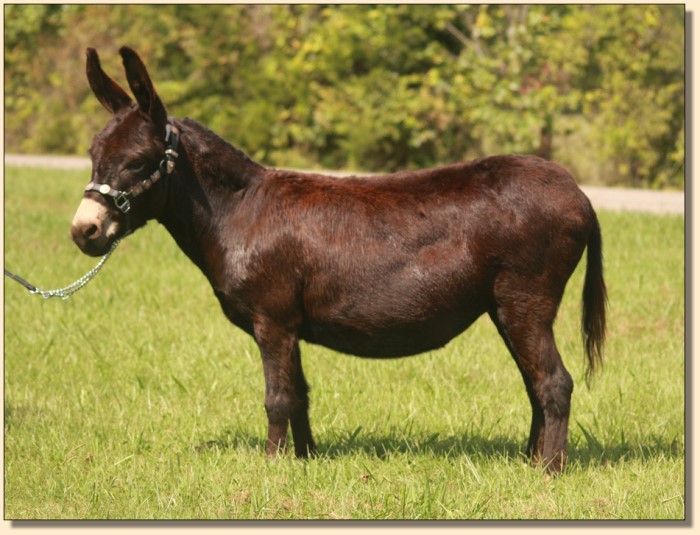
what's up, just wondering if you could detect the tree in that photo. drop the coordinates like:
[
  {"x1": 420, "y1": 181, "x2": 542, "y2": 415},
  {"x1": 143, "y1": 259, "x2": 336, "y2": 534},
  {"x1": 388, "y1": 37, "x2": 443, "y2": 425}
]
[{"x1": 3, "y1": 4, "x2": 684, "y2": 188}]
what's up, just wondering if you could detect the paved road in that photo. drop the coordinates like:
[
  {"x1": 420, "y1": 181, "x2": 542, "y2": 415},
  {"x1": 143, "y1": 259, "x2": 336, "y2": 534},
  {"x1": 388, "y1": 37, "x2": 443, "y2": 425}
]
[{"x1": 6, "y1": 154, "x2": 684, "y2": 215}]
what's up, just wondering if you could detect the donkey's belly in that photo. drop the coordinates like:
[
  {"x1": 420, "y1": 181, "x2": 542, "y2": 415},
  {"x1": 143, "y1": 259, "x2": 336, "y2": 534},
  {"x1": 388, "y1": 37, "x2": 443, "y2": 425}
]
[
  {"x1": 300, "y1": 308, "x2": 484, "y2": 358},
  {"x1": 300, "y1": 261, "x2": 490, "y2": 357}
]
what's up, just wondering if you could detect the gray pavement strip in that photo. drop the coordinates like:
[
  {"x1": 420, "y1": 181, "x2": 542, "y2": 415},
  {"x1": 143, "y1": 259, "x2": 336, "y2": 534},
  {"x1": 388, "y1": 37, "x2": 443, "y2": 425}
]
[{"x1": 5, "y1": 154, "x2": 684, "y2": 215}]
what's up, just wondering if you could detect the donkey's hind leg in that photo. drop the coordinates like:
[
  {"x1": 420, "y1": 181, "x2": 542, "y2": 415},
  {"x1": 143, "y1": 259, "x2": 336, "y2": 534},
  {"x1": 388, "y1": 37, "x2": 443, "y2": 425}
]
[{"x1": 490, "y1": 291, "x2": 573, "y2": 473}]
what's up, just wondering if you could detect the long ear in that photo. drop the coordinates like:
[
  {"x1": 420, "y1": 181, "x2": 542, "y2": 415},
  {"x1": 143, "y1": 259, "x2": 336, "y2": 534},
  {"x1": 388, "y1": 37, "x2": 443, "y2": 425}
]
[
  {"x1": 119, "y1": 46, "x2": 167, "y2": 129},
  {"x1": 86, "y1": 48, "x2": 133, "y2": 113}
]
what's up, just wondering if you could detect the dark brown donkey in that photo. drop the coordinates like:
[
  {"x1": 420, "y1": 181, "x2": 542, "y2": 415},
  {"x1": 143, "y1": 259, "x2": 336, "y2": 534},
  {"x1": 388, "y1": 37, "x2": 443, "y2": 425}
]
[{"x1": 71, "y1": 47, "x2": 606, "y2": 473}]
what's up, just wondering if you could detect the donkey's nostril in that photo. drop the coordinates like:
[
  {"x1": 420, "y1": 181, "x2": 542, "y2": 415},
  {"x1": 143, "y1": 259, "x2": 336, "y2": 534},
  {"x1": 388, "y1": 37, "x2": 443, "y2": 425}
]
[{"x1": 84, "y1": 223, "x2": 100, "y2": 239}]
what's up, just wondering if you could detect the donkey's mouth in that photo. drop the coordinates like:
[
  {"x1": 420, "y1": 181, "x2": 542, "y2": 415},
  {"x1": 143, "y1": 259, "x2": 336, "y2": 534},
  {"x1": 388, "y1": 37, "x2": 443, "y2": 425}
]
[{"x1": 72, "y1": 232, "x2": 117, "y2": 257}]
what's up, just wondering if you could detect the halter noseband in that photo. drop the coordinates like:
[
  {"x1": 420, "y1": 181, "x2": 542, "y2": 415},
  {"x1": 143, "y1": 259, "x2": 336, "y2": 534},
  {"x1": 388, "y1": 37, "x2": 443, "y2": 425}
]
[{"x1": 84, "y1": 121, "x2": 180, "y2": 233}]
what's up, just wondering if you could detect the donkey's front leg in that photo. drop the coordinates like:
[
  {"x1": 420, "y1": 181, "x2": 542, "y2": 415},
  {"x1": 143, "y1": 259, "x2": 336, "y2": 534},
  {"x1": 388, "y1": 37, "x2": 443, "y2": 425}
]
[{"x1": 254, "y1": 319, "x2": 316, "y2": 458}]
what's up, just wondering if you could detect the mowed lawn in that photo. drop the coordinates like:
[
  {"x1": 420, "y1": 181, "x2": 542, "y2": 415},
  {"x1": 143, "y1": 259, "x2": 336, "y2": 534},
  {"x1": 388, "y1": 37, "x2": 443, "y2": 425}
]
[{"x1": 4, "y1": 165, "x2": 685, "y2": 520}]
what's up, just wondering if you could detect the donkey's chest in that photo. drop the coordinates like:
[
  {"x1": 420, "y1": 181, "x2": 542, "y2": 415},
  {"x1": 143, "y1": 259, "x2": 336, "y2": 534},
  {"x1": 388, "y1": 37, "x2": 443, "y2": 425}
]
[{"x1": 208, "y1": 243, "x2": 298, "y2": 332}]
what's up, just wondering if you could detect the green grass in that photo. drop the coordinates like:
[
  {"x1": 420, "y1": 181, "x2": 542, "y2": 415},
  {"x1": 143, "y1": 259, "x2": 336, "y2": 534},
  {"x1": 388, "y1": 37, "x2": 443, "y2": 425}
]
[{"x1": 4, "y1": 165, "x2": 685, "y2": 520}]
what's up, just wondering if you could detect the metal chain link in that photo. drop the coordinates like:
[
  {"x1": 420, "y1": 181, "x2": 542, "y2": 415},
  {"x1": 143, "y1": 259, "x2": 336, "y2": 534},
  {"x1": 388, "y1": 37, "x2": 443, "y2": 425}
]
[{"x1": 30, "y1": 240, "x2": 120, "y2": 300}]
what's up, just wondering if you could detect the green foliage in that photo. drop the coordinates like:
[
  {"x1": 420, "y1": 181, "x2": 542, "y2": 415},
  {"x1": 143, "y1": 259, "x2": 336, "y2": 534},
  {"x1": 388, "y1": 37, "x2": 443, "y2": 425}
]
[
  {"x1": 4, "y1": 5, "x2": 684, "y2": 188},
  {"x1": 4, "y1": 165, "x2": 685, "y2": 518}
]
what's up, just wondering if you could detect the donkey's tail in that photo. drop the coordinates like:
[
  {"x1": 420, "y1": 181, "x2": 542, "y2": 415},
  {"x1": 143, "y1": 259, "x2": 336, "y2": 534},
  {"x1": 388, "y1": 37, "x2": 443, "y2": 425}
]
[{"x1": 582, "y1": 211, "x2": 607, "y2": 386}]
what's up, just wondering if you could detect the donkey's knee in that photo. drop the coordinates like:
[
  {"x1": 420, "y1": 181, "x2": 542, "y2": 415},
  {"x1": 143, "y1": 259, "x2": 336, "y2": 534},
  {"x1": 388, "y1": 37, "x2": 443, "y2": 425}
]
[
  {"x1": 265, "y1": 392, "x2": 299, "y2": 424},
  {"x1": 263, "y1": 392, "x2": 293, "y2": 456}
]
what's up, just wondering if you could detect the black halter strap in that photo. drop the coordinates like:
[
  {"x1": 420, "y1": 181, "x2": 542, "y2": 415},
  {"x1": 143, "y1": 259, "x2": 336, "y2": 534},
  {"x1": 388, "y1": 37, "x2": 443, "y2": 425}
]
[{"x1": 84, "y1": 120, "x2": 180, "y2": 233}]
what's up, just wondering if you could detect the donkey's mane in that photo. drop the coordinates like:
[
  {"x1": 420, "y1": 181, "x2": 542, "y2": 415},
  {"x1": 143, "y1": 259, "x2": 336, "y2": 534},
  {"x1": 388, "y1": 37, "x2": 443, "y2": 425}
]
[{"x1": 180, "y1": 117, "x2": 264, "y2": 171}]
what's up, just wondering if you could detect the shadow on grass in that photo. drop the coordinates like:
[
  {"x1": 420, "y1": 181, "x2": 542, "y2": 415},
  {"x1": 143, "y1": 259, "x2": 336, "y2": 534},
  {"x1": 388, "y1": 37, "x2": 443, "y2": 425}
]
[
  {"x1": 194, "y1": 426, "x2": 683, "y2": 470},
  {"x1": 567, "y1": 433, "x2": 684, "y2": 469}
]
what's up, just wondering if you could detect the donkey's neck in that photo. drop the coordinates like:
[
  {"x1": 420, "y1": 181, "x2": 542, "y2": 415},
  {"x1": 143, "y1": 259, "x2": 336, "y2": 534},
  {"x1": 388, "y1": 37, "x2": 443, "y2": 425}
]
[
  {"x1": 176, "y1": 118, "x2": 265, "y2": 191},
  {"x1": 156, "y1": 118, "x2": 265, "y2": 278}
]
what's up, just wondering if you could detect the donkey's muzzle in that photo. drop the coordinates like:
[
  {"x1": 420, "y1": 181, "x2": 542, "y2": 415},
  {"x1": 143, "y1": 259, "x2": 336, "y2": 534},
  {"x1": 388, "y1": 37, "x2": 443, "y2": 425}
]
[{"x1": 71, "y1": 197, "x2": 119, "y2": 256}]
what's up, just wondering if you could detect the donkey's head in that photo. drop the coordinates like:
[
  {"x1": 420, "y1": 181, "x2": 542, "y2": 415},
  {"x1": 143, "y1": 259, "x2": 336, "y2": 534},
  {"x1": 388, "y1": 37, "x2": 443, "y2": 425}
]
[{"x1": 71, "y1": 47, "x2": 175, "y2": 256}]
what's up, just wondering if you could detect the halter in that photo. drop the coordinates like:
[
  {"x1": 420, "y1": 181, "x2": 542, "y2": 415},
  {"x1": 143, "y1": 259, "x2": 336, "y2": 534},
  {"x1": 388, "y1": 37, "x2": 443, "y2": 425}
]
[
  {"x1": 5, "y1": 122, "x2": 181, "y2": 300},
  {"x1": 83, "y1": 120, "x2": 180, "y2": 234}
]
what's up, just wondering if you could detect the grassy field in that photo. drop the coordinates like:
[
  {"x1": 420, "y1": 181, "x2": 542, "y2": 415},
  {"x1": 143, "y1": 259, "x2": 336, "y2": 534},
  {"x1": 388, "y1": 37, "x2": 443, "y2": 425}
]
[{"x1": 4, "y1": 165, "x2": 685, "y2": 520}]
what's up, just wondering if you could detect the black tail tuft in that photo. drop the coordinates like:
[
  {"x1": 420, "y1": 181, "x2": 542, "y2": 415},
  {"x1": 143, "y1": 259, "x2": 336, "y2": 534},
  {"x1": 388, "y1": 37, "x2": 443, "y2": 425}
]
[{"x1": 582, "y1": 213, "x2": 607, "y2": 386}]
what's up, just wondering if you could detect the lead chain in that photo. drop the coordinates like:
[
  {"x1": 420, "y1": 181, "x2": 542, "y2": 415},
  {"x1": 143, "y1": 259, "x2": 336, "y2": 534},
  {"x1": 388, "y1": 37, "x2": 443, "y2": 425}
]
[{"x1": 30, "y1": 240, "x2": 120, "y2": 300}]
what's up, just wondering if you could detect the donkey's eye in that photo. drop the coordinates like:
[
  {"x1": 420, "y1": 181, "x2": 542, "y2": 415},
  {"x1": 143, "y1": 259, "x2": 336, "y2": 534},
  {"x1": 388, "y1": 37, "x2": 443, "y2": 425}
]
[{"x1": 124, "y1": 160, "x2": 146, "y2": 174}]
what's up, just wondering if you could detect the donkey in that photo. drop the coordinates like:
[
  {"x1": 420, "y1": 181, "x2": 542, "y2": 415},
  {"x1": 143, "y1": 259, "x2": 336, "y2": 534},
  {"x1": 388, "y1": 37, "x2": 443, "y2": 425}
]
[{"x1": 70, "y1": 47, "x2": 606, "y2": 473}]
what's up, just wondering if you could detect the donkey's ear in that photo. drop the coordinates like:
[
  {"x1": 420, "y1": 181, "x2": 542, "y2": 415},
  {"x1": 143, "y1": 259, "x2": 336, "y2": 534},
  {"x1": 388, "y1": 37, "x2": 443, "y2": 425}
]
[
  {"x1": 119, "y1": 46, "x2": 167, "y2": 130},
  {"x1": 86, "y1": 48, "x2": 133, "y2": 114}
]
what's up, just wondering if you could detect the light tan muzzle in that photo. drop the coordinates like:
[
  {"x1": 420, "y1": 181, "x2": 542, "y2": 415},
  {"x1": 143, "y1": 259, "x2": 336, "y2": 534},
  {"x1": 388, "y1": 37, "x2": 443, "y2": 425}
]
[{"x1": 71, "y1": 198, "x2": 120, "y2": 256}]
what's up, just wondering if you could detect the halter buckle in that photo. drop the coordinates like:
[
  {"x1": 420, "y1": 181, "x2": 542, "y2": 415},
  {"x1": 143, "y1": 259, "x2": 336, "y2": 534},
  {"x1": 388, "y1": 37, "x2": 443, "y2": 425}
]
[{"x1": 114, "y1": 192, "x2": 131, "y2": 213}]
